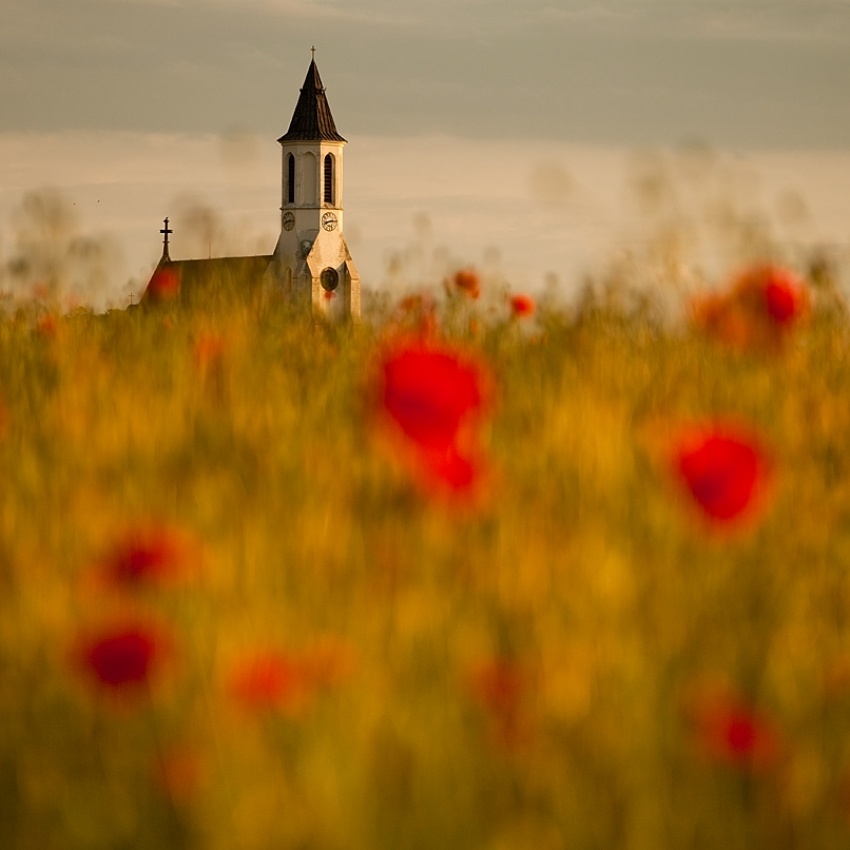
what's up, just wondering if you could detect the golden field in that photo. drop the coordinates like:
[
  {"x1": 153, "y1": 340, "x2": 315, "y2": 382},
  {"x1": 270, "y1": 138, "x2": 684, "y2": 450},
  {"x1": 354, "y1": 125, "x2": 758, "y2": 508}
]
[{"x1": 0, "y1": 264, "x2": 849, "y2": 850}]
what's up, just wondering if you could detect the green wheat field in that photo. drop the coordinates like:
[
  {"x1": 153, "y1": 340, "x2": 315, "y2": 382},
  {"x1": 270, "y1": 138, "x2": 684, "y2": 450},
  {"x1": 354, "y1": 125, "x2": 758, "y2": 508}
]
[{"x1": 2, "y1": 256, "x2": 850, "y2": 850}]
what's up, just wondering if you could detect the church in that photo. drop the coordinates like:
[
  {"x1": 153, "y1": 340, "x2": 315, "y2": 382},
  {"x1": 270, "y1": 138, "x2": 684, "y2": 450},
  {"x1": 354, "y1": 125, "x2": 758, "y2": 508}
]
[{"x1": 141, "y1": 54, "x2": 361, "y2": 321}]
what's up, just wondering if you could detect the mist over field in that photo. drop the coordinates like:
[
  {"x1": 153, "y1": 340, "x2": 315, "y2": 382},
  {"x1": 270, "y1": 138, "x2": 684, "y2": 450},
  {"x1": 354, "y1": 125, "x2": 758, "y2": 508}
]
[{"x1": 1, "y1": 132, "x2": 849, "y2": 311}]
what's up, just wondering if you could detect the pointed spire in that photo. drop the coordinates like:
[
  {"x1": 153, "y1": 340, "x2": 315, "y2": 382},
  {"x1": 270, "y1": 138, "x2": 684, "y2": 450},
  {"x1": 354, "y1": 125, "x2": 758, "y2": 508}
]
[{"x1": 278, "y1": 53, "x2": 346, "y2": 143}]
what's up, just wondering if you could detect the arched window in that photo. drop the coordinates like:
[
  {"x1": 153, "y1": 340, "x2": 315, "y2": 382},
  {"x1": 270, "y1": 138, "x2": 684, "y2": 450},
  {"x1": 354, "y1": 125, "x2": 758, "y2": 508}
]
[
  {"x1": 302, "y1": 153, "x2": 317, "y2": 204},
  {"x1": 324, "y1": 154, "x2": 334, "y2": 205},
  {"x1": 286, "y1": 154, "x2": 295, "y2": 204},
  {"x1": 320, "y1": 267, "x2": 339, "y2": 291}
]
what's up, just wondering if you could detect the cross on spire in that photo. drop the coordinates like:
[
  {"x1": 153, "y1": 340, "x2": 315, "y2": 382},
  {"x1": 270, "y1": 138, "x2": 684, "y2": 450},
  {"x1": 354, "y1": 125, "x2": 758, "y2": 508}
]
[
  {"x1": 160, "y1": 216, "x2": 172, "y2": 261},
  {"x1": 311, "y1": 45, "x2": 316, "y2": 60}
]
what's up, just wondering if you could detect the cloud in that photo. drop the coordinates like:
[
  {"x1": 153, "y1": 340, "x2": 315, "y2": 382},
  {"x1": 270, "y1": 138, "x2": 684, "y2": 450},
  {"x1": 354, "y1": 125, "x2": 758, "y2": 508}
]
[
  {"x1": 538, "y1": 0, "x2": 850, "y2": 44},
  {"x1": 694, "y1": 3, "x2": 850, "y2": 44},
  {"x1": 97, "y1": 0, "x2": 418, "y2": 24},
  {"x1": 540, "y1": 4, "x2": 636, "y2": 24},
  {"x1": 4, "y1": 0, "x2": 850, "y2": 147}
]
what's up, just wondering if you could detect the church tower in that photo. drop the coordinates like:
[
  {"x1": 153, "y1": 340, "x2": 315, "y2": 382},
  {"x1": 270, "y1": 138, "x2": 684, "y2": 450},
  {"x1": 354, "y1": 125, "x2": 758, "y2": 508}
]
[{"x1": 270, "y1": 54, "x2": 360, "y2": 321}]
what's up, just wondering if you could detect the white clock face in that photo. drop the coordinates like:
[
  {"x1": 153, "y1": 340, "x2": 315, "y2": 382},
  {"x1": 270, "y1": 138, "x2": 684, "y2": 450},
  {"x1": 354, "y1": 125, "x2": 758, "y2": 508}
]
[
  {"x1": 322, "y1": 212, "x2": 338, "y2": 231},
  {"x1": 283, "y1": 211, "x2": 295, "y2": 231}
]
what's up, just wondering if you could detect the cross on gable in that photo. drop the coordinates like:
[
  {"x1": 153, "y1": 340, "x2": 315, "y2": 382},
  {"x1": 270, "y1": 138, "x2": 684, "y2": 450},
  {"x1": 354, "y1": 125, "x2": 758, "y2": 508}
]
[{"x1": 160, "y1": 217, "x2": 173, "y2": 261}]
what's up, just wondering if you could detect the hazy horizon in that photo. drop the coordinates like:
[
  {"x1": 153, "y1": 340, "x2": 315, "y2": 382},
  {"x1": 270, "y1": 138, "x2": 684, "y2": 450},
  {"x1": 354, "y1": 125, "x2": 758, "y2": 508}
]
[{"x1": 1, "y1": 130, "x2": 849, "y2": 310}]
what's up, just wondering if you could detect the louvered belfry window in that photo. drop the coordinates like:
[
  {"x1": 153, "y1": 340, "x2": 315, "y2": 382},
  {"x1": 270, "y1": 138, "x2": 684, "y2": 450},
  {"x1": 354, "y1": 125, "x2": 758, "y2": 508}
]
[
  {"x1": 324, "y1": 154, "x2": 334, "y2": 204},
  {"x1": 287, "y1": 154, "x2": 295, "y2": 204}
]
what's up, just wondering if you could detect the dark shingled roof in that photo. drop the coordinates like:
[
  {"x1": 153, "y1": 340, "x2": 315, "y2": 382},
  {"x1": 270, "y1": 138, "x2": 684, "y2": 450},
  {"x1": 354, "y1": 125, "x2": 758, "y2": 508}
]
[
  {"x1": 278, "y1": 59, "x2": 346, "y2": 143},
  {"x1": 141, "y1": 255, "x2": 273, "y2": 306}
]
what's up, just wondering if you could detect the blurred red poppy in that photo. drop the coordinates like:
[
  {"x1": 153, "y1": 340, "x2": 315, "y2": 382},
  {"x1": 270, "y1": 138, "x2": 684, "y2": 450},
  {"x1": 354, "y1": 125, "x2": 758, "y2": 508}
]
[
  {"x1": 398, "y1": 293, "x2": 426, "y2": 315},
  {"x1": 691, "y1": 264, "x2": 808, "y2": 350},
  {"x1": 764, "y1": 281, "x2": 800, "y2": 324},
  {"x1": 509, "y1": 294, "x2": 535, "y2": 319},
  {"x1": 674, "y1": 425, "x2": 770, "y2": 524},
  {"x1": 193, "y1": 334, "x2": 225, "y2": 371},
  {"x1": 419, "y1": 445, "x2": 479, "y2": 492},
  {"x1": 394, "y1": 293, "x2": 439, "y2": 338},
  {"x1": 685, "y1": 684, "x2": 781, "y2": 771},
  {"x1": 750, "y1": 265, "x2": 808, "y2": 325},
  {"x1": 374, "y1": 338, "x2": 493, "y2": 505},
  {"x1": 229, "y1": 639, "x2": 354, "y2": 714},
  {"x1": 98, "y1": 526, "x2": 197, "y2": 589},
  {"x1": 228, "y1": 651, "x2": 305, "y2": 712},
  {"x1": 147, "y1": 267, "x2": 180, "y2": 303},
  {"x1": 35, "y1": 313, "x2": 58, "y2": 337},
  {"x1": 452, "y1": 268, "x2": 481, "y2": 300},
  {"x1": 379, "y1": 341, "x2": 488, "y2": 452},
  {"x1": 76, "y1": 623, "x2": 169, "y2": 691}
]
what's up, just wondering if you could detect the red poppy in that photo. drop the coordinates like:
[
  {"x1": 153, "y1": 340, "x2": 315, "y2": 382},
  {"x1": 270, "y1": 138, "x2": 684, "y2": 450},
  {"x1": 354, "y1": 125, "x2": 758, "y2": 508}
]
[
  {"x1": 742, "y1": 265, "x2": 808, "y2": 326},
  {"x1": 394, "y1": 294, "x2": 439, "y2": 337},
  {"x1": 690, "y1": 292, "x2": 750, "y2": 349},
  {"x1": 147, "y1": 267, "x2": 180, "y2": 303},
  {"x1": 379, "y1": 341, "x2": 488, "y2": 452},
  {"x1": 228, "y1": 651, "x2": 305, "y2": 712},
  {"x1": 452, "y1": 268, "x2": 481, "y2": 300},
  {"x1": 692, "y1": 264, "x2": 808, "y2": 350},
  {"x1": 509, "y1": 294, "x2": 535, "y2": 319},
  {"x1": 411, "y1": 444, "x2": 481, "y2": 497},
  {"x1": 193, "y1": 335, "x2": 225, "y2": 371},
  {"x1": 98, "y1": 526, "x2": 196, "y2": 589},
  {"x1": 35, "y1": 314, "x2": 58, "y2": 337},
  {"x1": 764, "y1": 276, "x2": 803, "y2": 324},
  {"x1": 685, "y1": 684, "x2": 781, "y2": 770},
  {"x1": 674, "y1": 425, "x2": 770, "y2": 524},
  {"x1": 76, "y1": 623, "x2": 169, "y2": 691},
  {"x1": 398, "y1": 294, "x2": 426, "y2": 315}
]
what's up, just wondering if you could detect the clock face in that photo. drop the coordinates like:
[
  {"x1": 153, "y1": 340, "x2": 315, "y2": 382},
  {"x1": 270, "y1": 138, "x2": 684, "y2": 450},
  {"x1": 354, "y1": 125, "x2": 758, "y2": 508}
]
[
  {"x1": 321, "y1": 212, "x2": 338, "y2": 232},
  {"x1": 282, "y1": 211, "x2": 295, "y2": 231}
]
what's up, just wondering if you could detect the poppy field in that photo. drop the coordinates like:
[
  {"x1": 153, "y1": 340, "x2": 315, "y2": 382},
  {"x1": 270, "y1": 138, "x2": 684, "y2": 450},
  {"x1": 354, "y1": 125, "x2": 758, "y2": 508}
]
[{"x1": 1, "y1": 261, "x2": 849, "y2": 849}]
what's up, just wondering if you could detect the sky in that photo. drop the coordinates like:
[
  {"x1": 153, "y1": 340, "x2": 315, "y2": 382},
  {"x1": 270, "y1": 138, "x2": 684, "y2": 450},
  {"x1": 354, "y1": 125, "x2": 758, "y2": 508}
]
[{"x1": 2, "y1": 0, "x2": 850, "y2": 307}]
